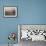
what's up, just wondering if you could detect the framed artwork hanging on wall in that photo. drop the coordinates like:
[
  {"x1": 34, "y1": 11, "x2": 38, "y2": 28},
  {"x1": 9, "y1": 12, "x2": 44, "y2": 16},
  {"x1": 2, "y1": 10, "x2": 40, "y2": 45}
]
[{"x1": 4, "y1": 6, "x2": 17, "y2": 17}]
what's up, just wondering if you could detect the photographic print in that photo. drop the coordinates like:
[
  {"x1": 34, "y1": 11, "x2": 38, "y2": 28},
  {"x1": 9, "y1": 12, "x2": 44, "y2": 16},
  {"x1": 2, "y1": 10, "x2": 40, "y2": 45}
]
[
  {"x1": 4, "y1": 7, "x2": 17, "y2": 17},
  {"x1": 18, "y1": 24, "x2": 46, "y2": 41}
]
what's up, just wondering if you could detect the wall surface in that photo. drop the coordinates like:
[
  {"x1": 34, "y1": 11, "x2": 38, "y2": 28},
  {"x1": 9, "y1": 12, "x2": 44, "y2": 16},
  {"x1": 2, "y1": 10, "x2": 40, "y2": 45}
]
[{"x1": 0, "y1": 0, "x2": 46, "y2": 44}]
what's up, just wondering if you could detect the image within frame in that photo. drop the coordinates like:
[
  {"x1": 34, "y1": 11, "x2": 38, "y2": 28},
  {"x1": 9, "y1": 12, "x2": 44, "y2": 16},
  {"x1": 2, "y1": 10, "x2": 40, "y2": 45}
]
[{"x1": 4, "y1": 6, "x2": 17, "y2": 17}]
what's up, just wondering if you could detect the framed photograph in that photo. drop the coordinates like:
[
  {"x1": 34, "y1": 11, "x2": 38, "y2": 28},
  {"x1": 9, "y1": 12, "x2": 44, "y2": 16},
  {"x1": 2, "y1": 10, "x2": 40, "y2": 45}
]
[
  {"x1": 18, "y1": 24, "x2": 46, "y2": 42},
  {"x1": 4, "y1": 6, "x2": 17, "y2": 17}
]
